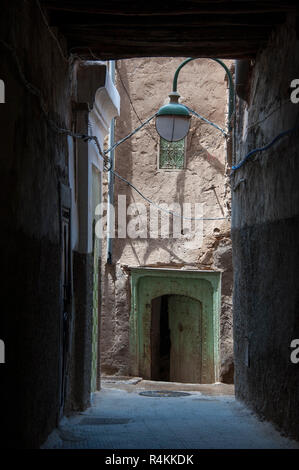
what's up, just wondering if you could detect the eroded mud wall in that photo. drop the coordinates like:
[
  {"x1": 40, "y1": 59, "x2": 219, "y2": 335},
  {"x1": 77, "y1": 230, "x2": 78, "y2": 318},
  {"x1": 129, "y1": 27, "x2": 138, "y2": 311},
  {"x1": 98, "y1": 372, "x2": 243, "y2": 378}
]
[{"x1": 232, "y1": 18, "x2": 299, "y2": 440}]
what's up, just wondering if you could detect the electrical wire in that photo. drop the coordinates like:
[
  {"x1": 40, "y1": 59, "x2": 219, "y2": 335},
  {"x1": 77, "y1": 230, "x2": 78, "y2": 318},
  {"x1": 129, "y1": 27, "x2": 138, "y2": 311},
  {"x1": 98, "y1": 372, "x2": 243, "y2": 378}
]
[
  {"x1": 87, "y1": 122, "x2": 227, "y2": 221},
  {"x1": 186, "y1": 107, "x2": 228, "y2": 137},
  {"x1": 115, "y1": 63, "x2": 159, "y2": 145},
  {"x1": 103, "y1": 113, "x2": 158, "y2": 155},
  {"x1": 37, "y1": 1, "x2": 107, "y2": 64},
  {"x1": 28, "y1": 4, "x2": 299, "y2": 196},
  {"x1": 231, "y1": 126, "x2": 298, "y2": 173},
  {"x1": 110, "y1": 169, "x2": 228, "y2": 221},
  {"x1": 246, "y1": 99, "x2": 291, "y2": 132},
  {"x1": 1, "y1": 39, "x2": 228, "y2": 221},
  {"x1": 28, "y1": 5, "x2": 299, "y2": 216},
  {"x1": 0, "y1": 39, "x2": 110, "y2": 167},
  {"x1": 36, "y1": 0, "x2": 69, "y2": 64},
  {"x1": 37, "y1": 0, "x2": 290, "y2": 151},
  {"x1": 103, "y1": 107, "x2": 228, "y2": 156}
]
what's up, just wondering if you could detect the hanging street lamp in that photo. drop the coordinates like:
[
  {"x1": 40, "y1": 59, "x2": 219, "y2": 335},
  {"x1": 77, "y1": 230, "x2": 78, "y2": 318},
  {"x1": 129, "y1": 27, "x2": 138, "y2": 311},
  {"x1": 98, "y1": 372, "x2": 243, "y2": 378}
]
[{"x1": 155, "y1": 57, "x2": 234, "y2": 142}]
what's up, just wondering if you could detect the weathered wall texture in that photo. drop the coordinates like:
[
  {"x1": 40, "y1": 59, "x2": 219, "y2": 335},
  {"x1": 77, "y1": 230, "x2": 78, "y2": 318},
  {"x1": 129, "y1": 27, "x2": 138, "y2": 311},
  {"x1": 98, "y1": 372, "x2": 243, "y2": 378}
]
[
  {"x1": 70, "y1": 252, "x2": 94, "y2": 410},
  {"x1": 100, "y1": 58, "x2": 233, "y2": 383},
  {"x1": 0, "y1": 1, "x2": 71, "y2": 448},
  {"x1": 232, "y1": 17, "x2": 299, "y2": 439}
]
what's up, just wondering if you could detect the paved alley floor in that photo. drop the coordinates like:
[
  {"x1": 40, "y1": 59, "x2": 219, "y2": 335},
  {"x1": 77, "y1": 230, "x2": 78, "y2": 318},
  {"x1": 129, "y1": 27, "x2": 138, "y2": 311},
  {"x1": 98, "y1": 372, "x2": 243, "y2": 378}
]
[{"x1": 42, "y1": 379, "x2": 299, "y2": 449}]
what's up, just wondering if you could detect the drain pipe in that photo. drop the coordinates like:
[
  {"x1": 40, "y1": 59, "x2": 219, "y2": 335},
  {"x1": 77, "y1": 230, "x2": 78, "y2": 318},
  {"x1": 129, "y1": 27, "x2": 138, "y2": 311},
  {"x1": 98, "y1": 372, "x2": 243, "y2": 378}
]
[{"x1": 106, "y1": 60, "x2": 115, "y2": 264}]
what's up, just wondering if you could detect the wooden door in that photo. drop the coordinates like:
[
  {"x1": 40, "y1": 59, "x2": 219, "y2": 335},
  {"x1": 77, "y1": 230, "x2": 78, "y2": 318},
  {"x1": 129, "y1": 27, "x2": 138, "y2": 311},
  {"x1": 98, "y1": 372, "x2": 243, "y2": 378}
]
[{"x1": 168, "y1": 295, "x2": 202, "y2": 383}]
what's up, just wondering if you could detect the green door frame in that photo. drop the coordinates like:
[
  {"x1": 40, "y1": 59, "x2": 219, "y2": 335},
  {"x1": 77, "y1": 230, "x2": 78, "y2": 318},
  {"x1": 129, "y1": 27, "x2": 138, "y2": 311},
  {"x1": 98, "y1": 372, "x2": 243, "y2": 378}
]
[{"x1": 129, "y1": 268, "x2": 221, "y2": 383}]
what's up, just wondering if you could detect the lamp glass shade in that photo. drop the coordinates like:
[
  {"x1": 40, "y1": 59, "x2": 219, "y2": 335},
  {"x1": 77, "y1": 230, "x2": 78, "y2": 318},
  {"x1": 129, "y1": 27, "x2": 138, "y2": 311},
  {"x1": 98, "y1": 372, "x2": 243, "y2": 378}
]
[{"x1": 155, "y1": 114, "x2": 190, "y2": 142}]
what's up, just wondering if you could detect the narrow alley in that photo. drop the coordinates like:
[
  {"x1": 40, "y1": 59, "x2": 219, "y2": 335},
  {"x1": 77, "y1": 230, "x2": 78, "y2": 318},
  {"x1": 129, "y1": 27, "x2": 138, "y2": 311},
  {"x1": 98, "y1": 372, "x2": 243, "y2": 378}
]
[
  {"x1": 1, "y1": 0, "x2": 299, "y2": 454},
  {"x1": 42, "y1": 379, "x2": 298, "y2": 450}
]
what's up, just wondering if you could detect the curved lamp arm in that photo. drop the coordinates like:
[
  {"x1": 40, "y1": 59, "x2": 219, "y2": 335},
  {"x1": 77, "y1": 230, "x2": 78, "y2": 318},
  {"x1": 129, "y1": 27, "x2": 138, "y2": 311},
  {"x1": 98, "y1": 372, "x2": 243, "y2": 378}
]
[{"x1": 172, "y1": 57, "x2": 234, "y2": 131}]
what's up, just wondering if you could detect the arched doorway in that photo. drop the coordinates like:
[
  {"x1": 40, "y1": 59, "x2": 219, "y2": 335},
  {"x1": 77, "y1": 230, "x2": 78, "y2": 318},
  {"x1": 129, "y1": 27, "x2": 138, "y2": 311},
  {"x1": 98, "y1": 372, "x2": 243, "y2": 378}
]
[
  {"x1": 129, "y1": 267, "x2": 221, "y2": 384},
  {"x1": 151, "y1": 294, "x2": 203, "y2": 383}
]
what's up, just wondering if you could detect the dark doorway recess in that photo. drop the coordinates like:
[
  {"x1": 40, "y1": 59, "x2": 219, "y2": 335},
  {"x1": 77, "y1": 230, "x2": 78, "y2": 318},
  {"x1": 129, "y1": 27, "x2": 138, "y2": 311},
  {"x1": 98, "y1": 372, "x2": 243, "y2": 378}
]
[
  {"x1": 151, "y1": 295, "x2": 170, "y2": 381},
  {"x1": 150, "y1": 294, "x2": 203, "y2": 383}
]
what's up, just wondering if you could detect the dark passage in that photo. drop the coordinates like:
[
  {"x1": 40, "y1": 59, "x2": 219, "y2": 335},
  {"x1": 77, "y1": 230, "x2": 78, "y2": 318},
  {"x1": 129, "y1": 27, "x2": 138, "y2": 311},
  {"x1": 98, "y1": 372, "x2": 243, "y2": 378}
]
[
  {"x1": 151, "y1": 295, "x2": 171, "y2": 381},
  {"x1": 159, "y1": 296, "x2": 171, "y2": 381}
]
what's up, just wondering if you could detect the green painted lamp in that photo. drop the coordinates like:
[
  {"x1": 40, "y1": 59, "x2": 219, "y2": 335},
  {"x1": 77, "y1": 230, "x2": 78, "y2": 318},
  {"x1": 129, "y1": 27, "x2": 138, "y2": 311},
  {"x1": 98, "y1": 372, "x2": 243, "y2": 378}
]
[
  {"x1": 155, "y1": 91, "x2": 191, "y2": 142},
  {"x1": 155, "y1": 57, "x2": 234, "y2": 143}
]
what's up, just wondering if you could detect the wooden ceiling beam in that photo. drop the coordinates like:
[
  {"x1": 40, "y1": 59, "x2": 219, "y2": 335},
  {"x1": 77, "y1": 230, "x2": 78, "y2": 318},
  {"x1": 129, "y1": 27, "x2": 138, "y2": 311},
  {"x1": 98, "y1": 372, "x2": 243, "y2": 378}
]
[
  {"x1": 68, "y1": 38, "x2": 265, "y2": 50},
  {"x1": 39, "y1": 1, "x2": 297, "y2": 59},
  {"x1": 41, "y1": 1, "x2": 297, "y2": 16},
  {"x1": 70, "y1": 45, "x2": 258, "y2": 60},
  {"x1": 57, "y1": 25, "x2": 272, "y2": 42},
  {"x1": 49, "y1": 12, "x2": 284, "y2": 28}
]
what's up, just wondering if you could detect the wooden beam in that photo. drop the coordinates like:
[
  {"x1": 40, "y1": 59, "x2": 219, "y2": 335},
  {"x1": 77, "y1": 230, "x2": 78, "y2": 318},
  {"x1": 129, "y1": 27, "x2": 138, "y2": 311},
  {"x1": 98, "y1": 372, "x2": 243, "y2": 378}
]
[
  {"x1": 39, "y1": 1, "x2": 294, "y2": 59},
  {"x1": 70, "y1": 44, "x2": 258, "y2": 60},
  {"x1": 41, "y1": 0, "x2": 298, "y2": 16},
  {"x1": 57, "y1": 25, "x2": 272, "y2": 42},
  {"x1": 49, "y1": 12, "x2": 284, "y2": 28},
  {"x1": 67, "y1": 37, "x2": 266, "y2": 48}
]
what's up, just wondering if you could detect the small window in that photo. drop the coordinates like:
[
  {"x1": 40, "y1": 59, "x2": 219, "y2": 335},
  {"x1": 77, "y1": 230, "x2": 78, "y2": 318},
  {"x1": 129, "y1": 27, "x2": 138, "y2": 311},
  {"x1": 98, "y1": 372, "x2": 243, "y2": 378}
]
[{"x1": 159, "y1": 137, "x2": 185, "y2": 170}]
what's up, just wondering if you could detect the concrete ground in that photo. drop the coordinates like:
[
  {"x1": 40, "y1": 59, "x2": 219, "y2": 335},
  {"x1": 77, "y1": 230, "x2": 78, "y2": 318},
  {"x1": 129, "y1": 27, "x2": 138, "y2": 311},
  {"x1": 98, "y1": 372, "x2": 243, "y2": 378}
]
[{"x1": 42, "y1": 378, "x2": 299, "y2": 449}]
